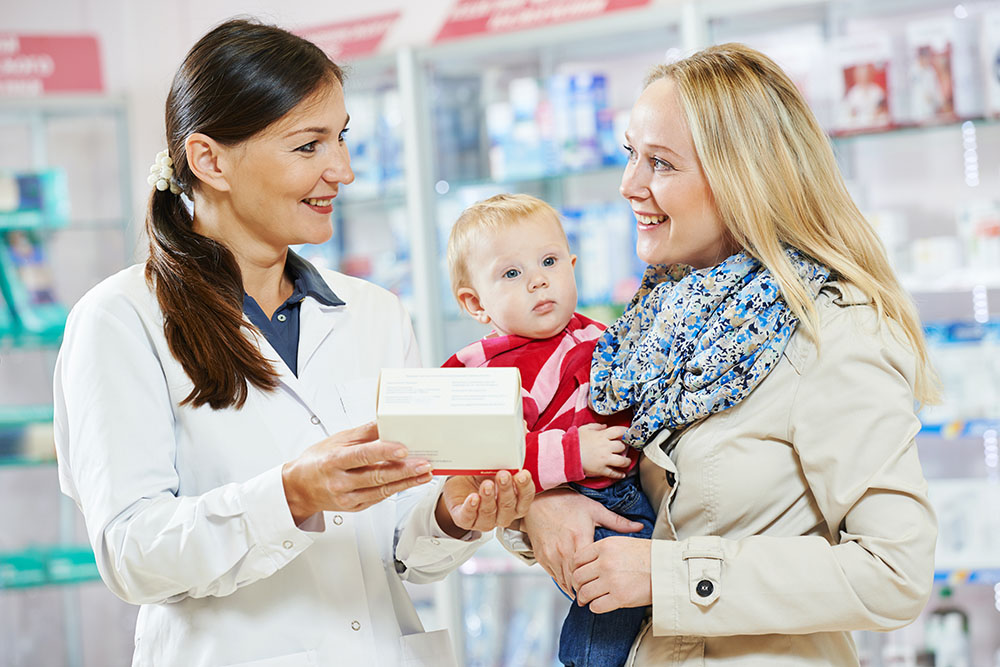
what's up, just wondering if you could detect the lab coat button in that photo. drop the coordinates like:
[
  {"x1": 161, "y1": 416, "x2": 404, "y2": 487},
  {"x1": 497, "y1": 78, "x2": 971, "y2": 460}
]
[
  {"x1": 332, "y1": 514, "x2": 343, "y2": 525},
  {"x1": 430, "y1": 538, "x2": 441, "y2": 546},
  {"x1": 283, "y1": 540, "x2": 294, "y2": 550},
  {"x1": 351, "y1": 620, "x2": 361, "y2": 631},
  {"x1": 696, "y1": 580, "x2": 714, "y2": 597},
  {"x1": 310, "y1": 415, "x2": 321, "y2": 425},
  {"x1": 276, "y1": 313, "x2": 287, "y2": 322}
]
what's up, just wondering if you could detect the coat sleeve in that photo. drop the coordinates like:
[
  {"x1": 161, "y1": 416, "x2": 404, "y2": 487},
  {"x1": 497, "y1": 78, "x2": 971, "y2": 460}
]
[
  {"x1": 648, "y1": 304, "x2": 937, "y2": 637},
  {"x1": 53, "y1": 289, "x2": 312, "y2": 606}
]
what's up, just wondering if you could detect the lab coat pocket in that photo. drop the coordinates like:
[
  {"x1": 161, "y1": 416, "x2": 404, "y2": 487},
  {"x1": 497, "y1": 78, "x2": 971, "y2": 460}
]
[
  {"x1": 222, "y1": 649, "x2": 317, "y2": 666},
  {"x1": 399, "y1": 629, "x2": 458, "y2": 667},
  {"x1": 335, "y1": 376, "x2": 379, "y2": 426},
  {"x1": 682, "y1": 536, "x2": 724, "y2": 608}
]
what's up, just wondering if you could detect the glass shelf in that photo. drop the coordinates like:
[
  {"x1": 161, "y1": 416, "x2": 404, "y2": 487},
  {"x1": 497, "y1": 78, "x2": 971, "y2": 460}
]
[
  {"x1": 0, "y1": 545, "x2": 99, "y2": 590},
  {"x1": 435, "y1": 163, "x2": 627, "y2": 194},
  {"x1": 830, "y1": 115, "x2": 1000, "y2": 142}
]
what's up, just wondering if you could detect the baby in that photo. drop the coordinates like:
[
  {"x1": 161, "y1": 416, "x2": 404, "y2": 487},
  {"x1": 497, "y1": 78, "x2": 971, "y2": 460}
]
[{"x1": 443, "y1": 193, "x2": 654, "y2": 667}]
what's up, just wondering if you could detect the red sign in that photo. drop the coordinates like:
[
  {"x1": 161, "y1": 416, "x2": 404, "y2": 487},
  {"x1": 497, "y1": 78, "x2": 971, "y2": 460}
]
[
  {"x1": 0, "y1": 34, "x2": 103, "y2": 96},
  {"x1": 298, "y1": 12, "x2": 401, "y2": 61},
  {"x1": 435, "y1": 0, "x2": 651, "y2": 42}
]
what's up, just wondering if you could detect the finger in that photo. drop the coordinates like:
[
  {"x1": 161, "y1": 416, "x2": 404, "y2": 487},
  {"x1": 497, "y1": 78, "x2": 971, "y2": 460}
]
[
  {"x1": 449, "y1": 493, "x2": 481, "y2": 531},
  {"x1": 608, "y1": 454, "x2": 632, "y2": 468},
  {"x1": 571, "y1": 542, "x2": 599, "y2": 571},
  {"x1": 347, "y1": 470, "x2": 433, "y2": 510},
  {"x1": 577, "y1": 423, "x2": 605, "y2": 432},
  {"x1": 337, "y1": 440, "x2": 412, "y2": 471},
  {"x1": 366, "y1": 459, "x2": 433, "y2": 489},
  {"x1": 576, "y1": 580, "x2": 608, "y2": 608},
  {"x1": 593, "y1": 506, "x2": 644, "y2": 534},
  {"x1": 603, "y1": 426, "x2": 628, "y2": 439},
  {"x1": 475, "y1": 479, "x2": 498, "y2": 526},
  {"x1": 573, "y1": 568, "x2": 606, "y2": 606},
  {"x1": 512, "y1": 471, "x2": 535, "y2": 516},
  {"x1": 492, "y1": 471, "x2": 519, "y2": 527},
  {"x1": 337, "y1": 421, "x2": 380, "y2": 445}
]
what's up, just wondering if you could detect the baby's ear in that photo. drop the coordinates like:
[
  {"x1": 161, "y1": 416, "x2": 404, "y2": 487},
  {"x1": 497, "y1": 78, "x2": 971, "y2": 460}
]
[{"x1": 456, "y1": 287, "x2": 491, "y2": 325}]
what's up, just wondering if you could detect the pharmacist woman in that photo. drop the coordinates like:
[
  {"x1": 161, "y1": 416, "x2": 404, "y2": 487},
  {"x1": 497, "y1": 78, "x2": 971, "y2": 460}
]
[
  {"x1": 52, "y1": 18, "x2": 533, "y2": 667},
  {"x1": 506, "y1": 43, "x2": 939, "y2": 666}
]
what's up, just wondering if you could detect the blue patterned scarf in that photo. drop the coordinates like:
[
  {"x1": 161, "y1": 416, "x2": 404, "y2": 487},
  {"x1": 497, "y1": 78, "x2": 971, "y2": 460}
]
[{"x1": 590, "y1": 248, "x2": 830, "y2": 448}]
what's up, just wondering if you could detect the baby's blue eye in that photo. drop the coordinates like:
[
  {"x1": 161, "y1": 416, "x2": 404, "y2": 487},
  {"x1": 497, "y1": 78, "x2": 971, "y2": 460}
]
[
  {"x1": 503, "y1": 268, "x2": 520, "y2": 279},
  {"x1": 542, "y1": 256, "x2": 556, "y2": 267}
]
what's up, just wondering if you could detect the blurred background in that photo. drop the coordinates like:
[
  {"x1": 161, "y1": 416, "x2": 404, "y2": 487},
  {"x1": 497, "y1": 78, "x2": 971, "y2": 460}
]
[{"x1": 1, "y1": 0, "x2": 999, "y2": 665}]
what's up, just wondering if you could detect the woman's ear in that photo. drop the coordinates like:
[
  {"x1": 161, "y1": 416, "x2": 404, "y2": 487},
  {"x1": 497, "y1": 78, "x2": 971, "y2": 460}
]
[
  {"x1": 456, "y1": 287, "x2": 491, "y2": 325},
  {"x1": 185, "y1": 133, "x2": 231, "y2": 193}
]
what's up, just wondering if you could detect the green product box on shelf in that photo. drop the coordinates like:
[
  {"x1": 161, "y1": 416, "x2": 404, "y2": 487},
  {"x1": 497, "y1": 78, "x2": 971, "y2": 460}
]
[
  {"x1": 0, "y1": 170, "x2": 70, "y2": 230},
  {"x1": 0, "y1": 228, "x2": 67, "y2": 339},
  {"x1": 0, "y1": 546, "x2": 99, "y2": 589},
  {"x1": 0, "y1": 549, "x2": 48, "y2": 589},
  {"x1": 46, "y1": 546, "x2": 100, "y2": 585}
]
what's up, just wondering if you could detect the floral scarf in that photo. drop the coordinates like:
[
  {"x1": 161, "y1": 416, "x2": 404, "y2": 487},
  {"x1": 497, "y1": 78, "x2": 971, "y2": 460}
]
[{"x1": 590, "y1": 248, "x2": 830, "y2": 448}]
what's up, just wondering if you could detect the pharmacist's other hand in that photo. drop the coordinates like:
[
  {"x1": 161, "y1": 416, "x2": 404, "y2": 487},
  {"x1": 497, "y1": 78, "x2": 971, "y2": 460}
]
[
  {"x1": 571, "y1": 535, "x2": 652, "y2": 613},
  {"x1": 281, "y1": 421, "x2": 433, "y2": 524},
  {"x1": 523, "y1": 488, "x2": 644, "y2": 599},
  {"x1": 438, "y1": 470, "x2": 535, "y2": 536},
  {"x1": 578, "y1": 424, "x2": 631, "y2": 479}
]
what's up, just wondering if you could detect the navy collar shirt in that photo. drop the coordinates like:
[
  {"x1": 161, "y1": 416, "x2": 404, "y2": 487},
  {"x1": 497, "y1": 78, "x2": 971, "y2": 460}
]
[{"x1": 242, "y1": 250, "x2": 344, "y2": 376}]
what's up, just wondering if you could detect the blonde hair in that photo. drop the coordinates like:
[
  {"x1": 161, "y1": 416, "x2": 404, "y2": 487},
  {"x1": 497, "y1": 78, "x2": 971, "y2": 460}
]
[
  {"x1": 646, "y1": 43, "x2": 939, "y2": 404},
  {"x1": 446, "y1": 193, "x2": 566, "y2": 302}
]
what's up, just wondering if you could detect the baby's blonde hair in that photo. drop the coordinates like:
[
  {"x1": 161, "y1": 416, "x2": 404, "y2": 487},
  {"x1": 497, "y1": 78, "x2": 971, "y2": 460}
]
[{"x1": 446, "y1": 193, "x2": 566, "y2": 303}]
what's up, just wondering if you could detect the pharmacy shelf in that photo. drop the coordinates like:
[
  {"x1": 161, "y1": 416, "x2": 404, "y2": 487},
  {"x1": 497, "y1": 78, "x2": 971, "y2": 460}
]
[
  {"x1": 934, "y1": 569, "x2": 1000, "y2": 586},
  {"x1": 0, "y1": 545, "x2": 99, "y2": 590}
]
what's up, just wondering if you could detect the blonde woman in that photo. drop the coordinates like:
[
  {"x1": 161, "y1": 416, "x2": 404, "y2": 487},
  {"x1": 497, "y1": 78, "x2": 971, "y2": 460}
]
[{"x1": 507, "y1": 43, "x2": 939, "y2": 666}]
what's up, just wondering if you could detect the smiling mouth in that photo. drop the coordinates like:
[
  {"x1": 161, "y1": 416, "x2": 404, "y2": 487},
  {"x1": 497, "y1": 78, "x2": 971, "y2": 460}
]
[
  {"x1": 636, "y1": 213, "x2": 668, "y2": 226},
  {"x1": 303, "y1": 197, "x2": 334, "y2": 207}
]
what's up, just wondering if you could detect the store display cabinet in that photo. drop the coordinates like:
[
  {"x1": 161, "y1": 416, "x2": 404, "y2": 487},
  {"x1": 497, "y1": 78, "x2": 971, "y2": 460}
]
[
  {"x1": 0, "y1": 96, "x2": 137, "y2": 667},
  {"x1": 2, "y1": 0, "x2": 998, "y2": 665}
]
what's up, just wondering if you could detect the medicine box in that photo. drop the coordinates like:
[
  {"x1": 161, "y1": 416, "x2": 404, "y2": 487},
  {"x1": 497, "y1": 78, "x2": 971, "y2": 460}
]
[{"x1": 376, "y1": 367, "x2": 526, "y2": 475}]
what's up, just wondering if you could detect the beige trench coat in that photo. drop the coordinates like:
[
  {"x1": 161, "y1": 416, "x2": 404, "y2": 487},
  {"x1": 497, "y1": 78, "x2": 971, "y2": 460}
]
[{"x1": 624, "y1": 282, "x2": 937, "y2": 666}]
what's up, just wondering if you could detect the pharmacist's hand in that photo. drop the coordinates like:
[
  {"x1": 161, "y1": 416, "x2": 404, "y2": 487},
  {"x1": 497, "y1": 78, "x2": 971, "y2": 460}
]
[
  {"x1": 436, "y1": 470, "x2": 535, "y2": 538},
  {"x1": 572, "y1": 536, "x2": 652, "y2": 613},
  {"x1": 578, "y1": 424, "x2": 631, "y2": 479},
  {"x1": 281, "y1": 422, "x2": 433, "y2": 524},
  {"x1": 522, "y1": 488, "x2": 644, "y2": 599}
]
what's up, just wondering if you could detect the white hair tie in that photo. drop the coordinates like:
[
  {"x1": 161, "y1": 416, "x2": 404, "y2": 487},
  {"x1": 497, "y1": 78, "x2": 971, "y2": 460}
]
[{"x1": 147, "y1": 150, "x2": 182, "y2": 195}]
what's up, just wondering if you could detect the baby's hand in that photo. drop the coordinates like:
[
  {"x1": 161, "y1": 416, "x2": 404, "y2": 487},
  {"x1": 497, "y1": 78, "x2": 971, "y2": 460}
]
[{"x1": 578, "y1": 424, "x2": 631, "y2": 479}]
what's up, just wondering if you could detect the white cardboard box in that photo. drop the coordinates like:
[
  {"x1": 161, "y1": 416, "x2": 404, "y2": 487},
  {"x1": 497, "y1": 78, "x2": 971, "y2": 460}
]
[{"x1": 376, "y1": 367, "x2": 526, "y2": 475}]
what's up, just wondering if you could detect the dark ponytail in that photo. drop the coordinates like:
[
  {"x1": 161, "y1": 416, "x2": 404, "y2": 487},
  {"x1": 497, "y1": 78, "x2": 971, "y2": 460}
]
[{"x1": 144, "y1": 18, "x2": 343, "y2": 409}]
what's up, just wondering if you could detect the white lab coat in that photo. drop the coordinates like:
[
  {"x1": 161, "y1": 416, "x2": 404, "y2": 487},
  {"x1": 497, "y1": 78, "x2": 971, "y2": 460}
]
[{"x1": 53, "y1": 264, "x2": 488, "y2": 667}]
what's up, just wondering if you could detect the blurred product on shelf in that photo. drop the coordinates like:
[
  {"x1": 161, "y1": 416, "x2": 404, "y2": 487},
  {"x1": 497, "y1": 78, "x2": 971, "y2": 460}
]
[
  {"x1": 561, "y1": 202, "x2": 638, "y2": 307},
  {"x1": 485, "y1": 71, "x2": 624, "y2": 181},
  {"x1": 921, "y1": 321, "x2": 1000, "y2": 426},
  {"x1": 956, "y1": 199, "x2": 1000, "y2": 277},
  {"x1": 925, "y1": 608, "x2": 973, "y2": 667},
  {"x1": 339, "y1": 88, "x2": 405, "y2": 197},
  {"x1": 984, "y1": 11, "x2": 1000, "y2": 116},
  {"x1": 929, "y1": 479, "x2": 1000, "y2": 571},
  {"x1": 832, "y1": 33, "x2": 898, "y2": 132},
  {"x1": 904, "y1": 16, "x2": 983, "y2": 124}
]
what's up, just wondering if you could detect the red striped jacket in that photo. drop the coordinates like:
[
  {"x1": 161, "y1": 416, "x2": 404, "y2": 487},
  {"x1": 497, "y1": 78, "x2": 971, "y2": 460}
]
[{"x1": 442, "y1": 312, "x2": 635, "y2": 492}]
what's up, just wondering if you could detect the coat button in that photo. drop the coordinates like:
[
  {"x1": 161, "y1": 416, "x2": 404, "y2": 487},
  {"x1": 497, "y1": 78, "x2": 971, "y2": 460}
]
[
  {"x1": 310, "y1": 415, "x2": 321, "y2": 425},
  {"x1": 332, "y1": 514, "x2": 343, "y2": 525},
  {"x1": 276, "y1": 313, "x2": 287, "y2": 322},
  {"x1": 351, "y1": 620, "x2": 361, "y2": 631},
  {"x1": 282, "y1": 540, "x2": 294, "y2": 550},
  {"x1": 696, "y1": 579, "x2": 714, "y2": 597}
]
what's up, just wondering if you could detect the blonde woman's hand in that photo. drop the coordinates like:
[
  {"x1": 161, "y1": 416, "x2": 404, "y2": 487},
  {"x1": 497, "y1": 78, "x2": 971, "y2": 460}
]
[
  {"x1": 522, "y1": 488, "x2": 644, "y2": 598},
  {"x1": 281, "y1": 422, "x2": 433, "y2": 524},
  {"x1": 571, "y1": 535, "x2": 652, "y2": 613},
  {"x1": 435, "y1": 470, "x2": 535, "y2": 538}
]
